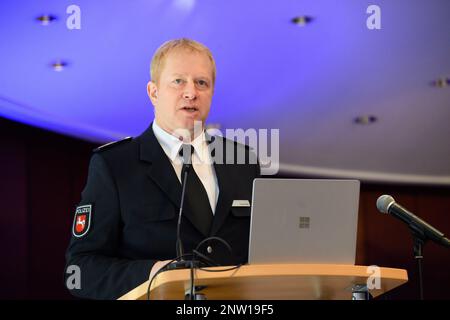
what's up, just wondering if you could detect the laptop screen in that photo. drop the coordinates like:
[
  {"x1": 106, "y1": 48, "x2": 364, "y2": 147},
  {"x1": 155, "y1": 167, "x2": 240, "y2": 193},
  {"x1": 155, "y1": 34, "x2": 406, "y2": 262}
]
[{"x1": 248, "y1": 179, "x2": 360, "y2": 265}]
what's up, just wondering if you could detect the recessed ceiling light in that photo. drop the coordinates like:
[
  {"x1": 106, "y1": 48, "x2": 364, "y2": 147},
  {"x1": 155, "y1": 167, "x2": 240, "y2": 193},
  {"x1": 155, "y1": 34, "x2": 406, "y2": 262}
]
[
  {"x1": 431, "y1": 77, "x2": 450, "y2": 88},
  {"x1": 291, "y1": 16, "x2": 313, "y2": 26},
  {"x1": 354, "y1": 115, "x2": 377, "y2": 125},
  {"x1": 51, "y1": 61, "x2": 68, "y2": 72},
  {"x1": 36, "y1": 15, "x2": 57, "y2": 26}
]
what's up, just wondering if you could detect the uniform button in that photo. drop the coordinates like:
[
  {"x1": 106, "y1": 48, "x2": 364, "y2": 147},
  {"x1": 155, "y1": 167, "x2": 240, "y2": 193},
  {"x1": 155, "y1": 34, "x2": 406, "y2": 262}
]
[{"x1": 207, "y1": 246, "x2": 213, "y2": 254}]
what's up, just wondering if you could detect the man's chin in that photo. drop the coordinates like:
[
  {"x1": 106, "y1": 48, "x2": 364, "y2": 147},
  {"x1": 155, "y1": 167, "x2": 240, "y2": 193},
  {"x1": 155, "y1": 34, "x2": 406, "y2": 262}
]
[{"x1": 178, "y1": 119, "x2": 204, "y2": 131}]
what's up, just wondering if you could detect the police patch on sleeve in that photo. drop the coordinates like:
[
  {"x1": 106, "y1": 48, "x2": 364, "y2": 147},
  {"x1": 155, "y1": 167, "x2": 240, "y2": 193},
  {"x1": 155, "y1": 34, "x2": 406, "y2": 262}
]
[{"x1": 72, "y1": 204, "x2": 92, "y2": 238}]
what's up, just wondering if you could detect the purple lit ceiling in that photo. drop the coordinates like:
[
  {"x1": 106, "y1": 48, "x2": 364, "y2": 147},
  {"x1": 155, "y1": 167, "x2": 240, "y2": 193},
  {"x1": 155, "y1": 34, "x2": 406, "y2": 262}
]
[{"x1": 1, "y1": 0, "x2": 449, "y2": 184}]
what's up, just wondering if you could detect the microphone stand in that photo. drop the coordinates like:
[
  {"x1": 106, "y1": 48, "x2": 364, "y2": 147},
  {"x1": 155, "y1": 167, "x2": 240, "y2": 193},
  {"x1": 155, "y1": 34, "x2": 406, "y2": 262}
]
[{"x1": 409, "y1": 223, "x2": 426, "y2": 300}]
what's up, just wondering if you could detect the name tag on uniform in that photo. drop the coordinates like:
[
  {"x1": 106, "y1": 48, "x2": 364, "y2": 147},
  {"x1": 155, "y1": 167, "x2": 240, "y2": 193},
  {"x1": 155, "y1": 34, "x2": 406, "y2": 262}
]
[{"x1": 232, "y1": 200, "x2": 251, "y2": 207}]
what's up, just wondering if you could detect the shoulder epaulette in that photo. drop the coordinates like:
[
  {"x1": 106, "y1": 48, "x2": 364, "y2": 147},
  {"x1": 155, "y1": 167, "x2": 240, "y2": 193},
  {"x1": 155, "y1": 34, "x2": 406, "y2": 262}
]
[{"x1": 93, "y1": 136, "x2": 133, "y2": 152}]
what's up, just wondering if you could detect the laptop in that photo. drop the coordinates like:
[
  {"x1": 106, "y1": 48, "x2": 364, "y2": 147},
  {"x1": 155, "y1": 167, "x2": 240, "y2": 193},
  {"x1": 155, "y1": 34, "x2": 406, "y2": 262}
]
[{"x1": 248, "y1": 178, "x2": 360, "y2": 265}]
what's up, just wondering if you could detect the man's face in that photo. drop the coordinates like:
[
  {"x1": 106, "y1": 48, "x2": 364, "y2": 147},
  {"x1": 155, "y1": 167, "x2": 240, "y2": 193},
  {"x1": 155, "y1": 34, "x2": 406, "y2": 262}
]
[{"x1": 148, "y1": 49, "x2": 214, "y2": 136}]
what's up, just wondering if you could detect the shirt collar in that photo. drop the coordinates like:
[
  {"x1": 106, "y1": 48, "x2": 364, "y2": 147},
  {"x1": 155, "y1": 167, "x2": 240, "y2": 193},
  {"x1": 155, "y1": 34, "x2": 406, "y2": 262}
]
[{"x1": 152, "y1": 120, "x2": 209, "y2": 162}]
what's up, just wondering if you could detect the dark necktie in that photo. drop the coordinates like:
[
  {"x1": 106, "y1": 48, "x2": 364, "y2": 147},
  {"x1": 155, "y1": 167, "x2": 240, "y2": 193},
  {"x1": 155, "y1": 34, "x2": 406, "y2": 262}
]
[{"x1": 179, "y1": 144, "x2": 213, "y2": 236}]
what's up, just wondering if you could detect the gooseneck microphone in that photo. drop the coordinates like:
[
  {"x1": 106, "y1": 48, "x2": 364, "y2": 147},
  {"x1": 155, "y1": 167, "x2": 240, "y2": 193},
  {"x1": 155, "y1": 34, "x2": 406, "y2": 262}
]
[
  {"x1": 376, "y1": 195, "x2": 450, "y2": 248},
  {"x1": 176, "y1": 144, "x2": 194, "y2": 261},
  {"x1": 165, "y1": 144, "x2": 196, "y2": 271}
]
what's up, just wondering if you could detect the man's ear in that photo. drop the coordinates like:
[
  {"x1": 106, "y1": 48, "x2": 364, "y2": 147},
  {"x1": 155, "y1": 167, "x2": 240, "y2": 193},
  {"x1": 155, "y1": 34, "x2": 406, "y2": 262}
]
[{"x1": 147, "y1": 81, "x2": 158, "y2": 104}]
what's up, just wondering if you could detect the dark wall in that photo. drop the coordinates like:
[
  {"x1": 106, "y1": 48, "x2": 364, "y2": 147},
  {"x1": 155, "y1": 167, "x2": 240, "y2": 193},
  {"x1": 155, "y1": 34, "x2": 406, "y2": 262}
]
[
  {"x1": 1, "y1": 117, "x2": 449, "y2": 299},
  {"x1": 0, "y1": 117, "x2": 94, "y2": 299},
  {"x1": 355, "y1": 185, "x2": 450, "y2": 299}
]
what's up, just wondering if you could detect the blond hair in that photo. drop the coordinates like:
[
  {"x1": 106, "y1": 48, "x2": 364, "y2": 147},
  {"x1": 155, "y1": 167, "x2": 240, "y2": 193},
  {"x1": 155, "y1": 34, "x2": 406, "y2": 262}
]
[{"x1": 150, "y1": 38, "x2": 216, "y2": 85}]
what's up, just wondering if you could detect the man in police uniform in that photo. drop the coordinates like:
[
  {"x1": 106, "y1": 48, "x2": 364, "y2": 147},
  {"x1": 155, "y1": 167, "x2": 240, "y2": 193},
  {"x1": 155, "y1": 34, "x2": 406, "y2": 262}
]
[{"x1": 65, "y1": 39, "x2": 260, "y2": 299}]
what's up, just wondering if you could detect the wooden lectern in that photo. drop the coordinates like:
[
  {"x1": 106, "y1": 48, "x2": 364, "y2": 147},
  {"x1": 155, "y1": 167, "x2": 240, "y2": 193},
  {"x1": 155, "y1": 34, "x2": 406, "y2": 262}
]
[{"x1": 119, "y1": 264, "x2": 408, "y2": 300}]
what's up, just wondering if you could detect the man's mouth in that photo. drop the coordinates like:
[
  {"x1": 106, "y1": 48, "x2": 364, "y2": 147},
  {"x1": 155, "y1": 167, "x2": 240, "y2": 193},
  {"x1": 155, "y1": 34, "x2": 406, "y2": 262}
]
[{"x1": 181, "y1": 106, "x2": 199, "y2": 113}]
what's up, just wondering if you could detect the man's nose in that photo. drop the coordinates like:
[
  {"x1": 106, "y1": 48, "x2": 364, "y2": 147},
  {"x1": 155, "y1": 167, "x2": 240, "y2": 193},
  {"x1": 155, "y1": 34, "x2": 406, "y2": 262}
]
[{"x1": 183, "y1": 81, "x2": 197, "y2": 100}]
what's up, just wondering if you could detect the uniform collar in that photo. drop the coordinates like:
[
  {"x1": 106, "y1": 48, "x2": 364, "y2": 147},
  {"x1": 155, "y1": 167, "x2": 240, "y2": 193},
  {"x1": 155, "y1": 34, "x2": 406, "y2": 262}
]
[{"x1": 152, "y1": 120, "x2": 209, "y2": 163}]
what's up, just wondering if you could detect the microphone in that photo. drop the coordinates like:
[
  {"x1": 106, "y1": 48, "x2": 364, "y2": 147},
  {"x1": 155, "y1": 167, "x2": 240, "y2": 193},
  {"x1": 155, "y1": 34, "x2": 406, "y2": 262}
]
[
  {"x1": 176, "y1": 144, "x2": 194, "y2": 260},
  {"x1": 376, "y1": 195, "x2": 450, "y2": 248},
  {"x1": 165, "y1": 144, "x2": 197, "y2": 270}
]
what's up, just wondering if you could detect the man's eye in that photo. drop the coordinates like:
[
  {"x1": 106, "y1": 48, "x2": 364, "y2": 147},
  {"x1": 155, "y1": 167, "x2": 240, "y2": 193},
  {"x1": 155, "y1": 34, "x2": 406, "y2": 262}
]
[
  {"x1": 197, "y1": 80, "x2": 209, "y2": 87},
  {"x1": 174, "y1": 79, "x2": 183, "y2": 84}
]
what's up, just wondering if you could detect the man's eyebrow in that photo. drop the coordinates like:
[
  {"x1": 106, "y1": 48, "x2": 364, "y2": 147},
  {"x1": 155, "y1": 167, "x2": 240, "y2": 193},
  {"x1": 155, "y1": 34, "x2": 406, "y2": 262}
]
[
  {"x1": 193, "y1": 75, "x2": 213, "y2": 83},
  {"x1": 170, "y1": 73, "x2": 212, "y2": 81}
]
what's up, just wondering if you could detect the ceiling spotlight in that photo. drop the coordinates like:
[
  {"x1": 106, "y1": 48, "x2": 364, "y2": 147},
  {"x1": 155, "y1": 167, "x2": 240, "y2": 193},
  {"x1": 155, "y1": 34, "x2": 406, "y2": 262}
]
[
  {"x1": 431, "y1": 77, "x2": 450, "y2": 88},
  {"x1": 291, "y1": 16, "x2": 313, "y2": 26},
  {"x1": 354, "y1": 115, "x2": 377, "y2": 125},
  {"x1": 51, "y1": 61, "x2": 68, "y2": 72},
  {"x1": 36, "y1": 15, "x2": 57, "y2": 26}
]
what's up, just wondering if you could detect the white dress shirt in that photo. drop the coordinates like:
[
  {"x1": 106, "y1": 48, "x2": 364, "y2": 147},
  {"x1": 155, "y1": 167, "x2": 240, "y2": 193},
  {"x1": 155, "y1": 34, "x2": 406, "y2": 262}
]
[{"x1": 152, "y1": 121, "x2": 219, "y2": 214}]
